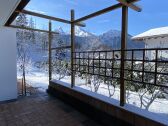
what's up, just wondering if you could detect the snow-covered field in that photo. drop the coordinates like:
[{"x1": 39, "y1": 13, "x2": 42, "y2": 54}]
[
  {"x1": 17, "y1": 66, "x2": 168, "y2": 125},
  {"x1": 17, "y1": 68, "x2": 49, "y2": 92}
]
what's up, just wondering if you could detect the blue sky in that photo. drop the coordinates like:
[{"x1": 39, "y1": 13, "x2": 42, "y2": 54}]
[{"x1": 26, "y1": 0, "x2": 168, "y2": 36}]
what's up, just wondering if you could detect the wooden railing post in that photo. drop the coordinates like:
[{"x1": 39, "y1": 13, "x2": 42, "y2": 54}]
[
  {"x1": 48, "y1": 20, "x2": 52, "y2": 81},
  {"x1": 71, "y1": 10, "x2": 75, "y2": 88},
  {"x1": 120, "y1": 6, "x2": 128, "y2": 106},
  {"x1": 154, "y1": 49, "x2": 158, "y2": 85}
]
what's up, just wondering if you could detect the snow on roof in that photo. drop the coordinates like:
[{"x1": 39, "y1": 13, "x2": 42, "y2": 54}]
[{"x1": 132, "y1": 26, "x2": 168, "y2": 41}]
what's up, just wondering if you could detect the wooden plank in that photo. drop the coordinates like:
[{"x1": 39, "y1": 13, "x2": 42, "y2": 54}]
[
  {"x1": 117, "y1": 0, "x2": 142, "y2": 12},
  {"x1": 48, "y1": 21, "x2": 52, "y2": 81},
  {"x1": 5, "y1": 0, "x2": 30, "y2": 26},
  {"x1": 120, "y1": 6, "x2": 128, "y2": 107},
  {"x1": 154, "y1": 49, "x2": 158, "y2": 85},
  {"x1": 51, "y1": 46, "x2": 71, "y2": 50},
  {"x1": 74, "y1": 3, "x2": 122, "y2": 23},
  {"x1": 131, "y1": 50, "x2": 134, "y2": 81},
  {"x1": 8, "y1": 25, "x2": 59, "y2": 34},
  {"x1": 73, "y1": 0, "x2": 138, "y2": 23},
  {"x1": 142, "y1": 49, "x2": 145, "y2": 83},
  {"x1": 16, "y1": 9, "x2": 85, "y2": 27},
  {"x1": 71, "y1": 10, "x2": 75, "y2": 88}
]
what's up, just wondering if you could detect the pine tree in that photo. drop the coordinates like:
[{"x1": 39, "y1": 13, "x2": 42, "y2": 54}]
[{"x1": 29, "y1": 17, "x2": 36, "y2": 43}]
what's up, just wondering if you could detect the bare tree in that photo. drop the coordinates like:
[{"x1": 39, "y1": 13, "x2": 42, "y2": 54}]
[
  {"x1": 16, "y1": 13, "x2": 33, "y2": 95},
  {"x1": 126, "y1": 62, "x2": 168, "y2": 110},
  {"x1": 53, "y1": 40, "x2": 69, "y2": 80}
]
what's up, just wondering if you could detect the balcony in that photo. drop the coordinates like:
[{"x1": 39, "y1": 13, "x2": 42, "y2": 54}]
[
  {"x1": 1, "y1": 0, "x2": 168, "y2": 125},
  {"x1": 48, "y1": 48, "x2": 168, "y2": 126},
  {"x1": 0, "y1": 91, "x2": 102, "y2": 126}
]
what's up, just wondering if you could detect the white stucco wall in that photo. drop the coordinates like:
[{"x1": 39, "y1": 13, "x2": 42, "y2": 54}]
[
  {"x1": 0, "y1": 26, "x2": 17, "y2": 101},
  {"x1": 144, "y1": 37, "x2": 168, "y2": 60}
]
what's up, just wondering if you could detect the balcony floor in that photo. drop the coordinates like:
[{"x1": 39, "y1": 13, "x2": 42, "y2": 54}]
[{"x1": 0, "y1": 92, "x2": 102, "y2": 126}]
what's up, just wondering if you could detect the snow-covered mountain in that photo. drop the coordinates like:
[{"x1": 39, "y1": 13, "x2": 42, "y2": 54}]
[
  {"x1": 55, "y1": 26, "x2": 94, "y2": 37},
  {"x1": 31, "y1": 27, "x2": 144, "y2": 52},
  {"x1": 100, "y1": 29, "x2": 121, "y2": 38},
  {"x1": 75, "y1": 26, "x2": 93, "y2": 37},
  {"x1": 55, "y1": 27, "x2": 66, "y2": 34},
  {"x1": 16, "y1": 27, "x2": 145, "y2": 66},
  {"x1": 99, "y1": 29, "x2": 144, "y2": 49}
]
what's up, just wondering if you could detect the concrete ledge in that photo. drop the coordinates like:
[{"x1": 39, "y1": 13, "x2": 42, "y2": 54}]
[
  {"x1": 0, "y1": 99, "x2": 17, "y2": 104},
  {"x1": 47, "y1": 80, "x2": 166, "y2": 126}
]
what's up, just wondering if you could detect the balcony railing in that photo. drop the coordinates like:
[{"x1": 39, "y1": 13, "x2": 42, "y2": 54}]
[
  {"x1": 49, "y1": 47, "x2": 168, "y2": 125},
  {"x1": 51, "y1": 47, "x2": 168, "y2": 112},
  {"x1": 73, "y1": 48, "x2": 168, "y2": 89}
]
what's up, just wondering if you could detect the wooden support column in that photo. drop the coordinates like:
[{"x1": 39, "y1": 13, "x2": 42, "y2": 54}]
[
  {"x1": 120, "y1": 6, "x2": 128, "y2": 106},
  {"x1": 49, "y1": 21, "x2": 52, "y2": 81},
  {"x1": 71, "y1": 10, "x2": 75, "y2": 88}
]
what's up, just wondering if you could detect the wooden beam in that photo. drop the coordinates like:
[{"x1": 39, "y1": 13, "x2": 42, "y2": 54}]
[
  {"x1": 74, "y1": 3, "x2": 122, "y2": 23},
  {"x1": 51, "y1": 46, "x2": 71, "y2": 50},
  {"x1": 8, "y1": 25, "x2": 59, "y2": 34},
  {"x1": 71, "y1": 10, "x2": 75, "y2": 88},
  {"x1": 117, "y1": 0, "x2": 142, "y2": 12},
  {"x1": 48, "y1": 21, "x2": 52, "y2": 81},
  {"x1": 5, "y1": 0, "x2": 30, "y2": 26},
  {"x1": 120, "y1": 6, "x2": 128, "y2": 107},
  {"x1": 73, "y1": 0, "x2": 138, "y2": 23},
  {"x1": 16, "y1": 9, "x2": 85, "y2": 27}
]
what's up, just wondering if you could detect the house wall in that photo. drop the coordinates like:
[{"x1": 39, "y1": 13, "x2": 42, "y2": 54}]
[
  {"x1": 144, "y1": 37, "x2": 168, "y2": 60},
  {"x1": 0, "y1": 26, "x2": 17, "y2": 101}
]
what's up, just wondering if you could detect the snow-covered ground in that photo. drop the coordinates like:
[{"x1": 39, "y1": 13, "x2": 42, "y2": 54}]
[
  {"x1": 17, "y1": 66, "x2": 168, "y2": 125},
  {"x1": 17, "y1": 67, "x2": 49, "y2": 92}
]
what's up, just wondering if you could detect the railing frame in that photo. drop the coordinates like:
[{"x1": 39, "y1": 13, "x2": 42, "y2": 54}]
[
  {"x1": 72, "y1": 48, "x2": 168, "y2": 92},
  {"x1": 69, "y1": 5, "x2": 129, "y2": 106}
]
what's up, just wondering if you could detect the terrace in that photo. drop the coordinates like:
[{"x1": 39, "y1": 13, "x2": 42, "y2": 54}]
[
  {"x1": 0, "y1": 0, "x2": 168, "y2": 126},
  {"x1": 0, "y1": 91, "x2": 102, "y2": 126}
]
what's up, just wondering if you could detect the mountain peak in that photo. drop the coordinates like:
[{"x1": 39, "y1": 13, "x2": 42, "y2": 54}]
[
  {"x1": 75, "y1": 26, "x2": 92, "y2": 37},
  {"x1": 55, "y1": 27, "x2": 65, "y2": 34},
  {"x1": 101, "y1": 29, "x2": 121, "y2": 37}
]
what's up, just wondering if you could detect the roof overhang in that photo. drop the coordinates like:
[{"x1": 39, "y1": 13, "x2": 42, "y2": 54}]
[
  {"x1": 0, "y1": 0, "x2": 30, "y2": 27},
  {"x1": 132, "y1": 26, "x2": 168, "y2": 41},
  {"x1": 132, "y1": 34, "x2": 168, "y2": 41}
]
